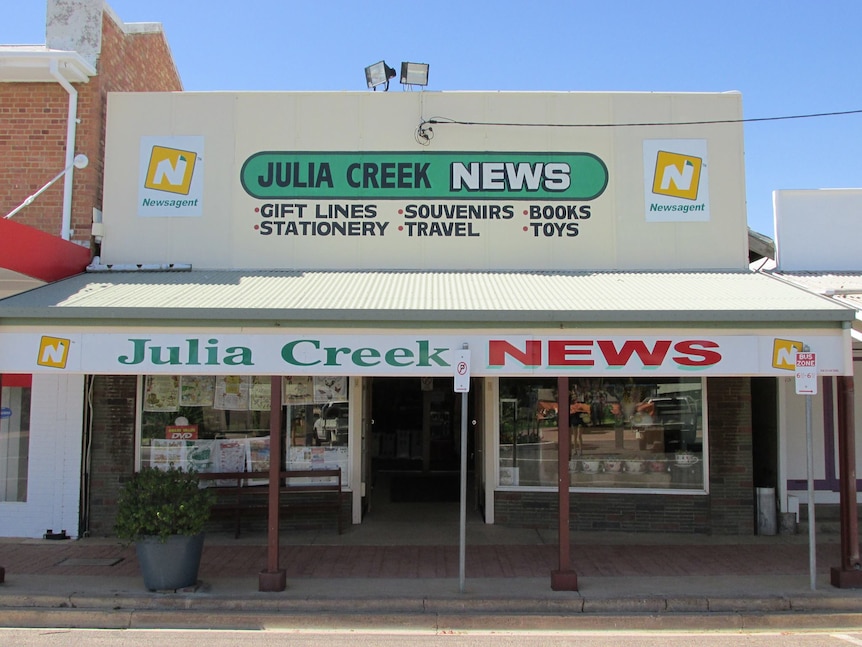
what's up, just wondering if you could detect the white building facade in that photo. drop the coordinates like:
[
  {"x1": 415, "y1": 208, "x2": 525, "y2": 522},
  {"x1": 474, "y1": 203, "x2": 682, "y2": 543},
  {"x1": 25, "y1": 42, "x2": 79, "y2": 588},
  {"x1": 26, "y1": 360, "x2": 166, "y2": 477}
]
[{"x1": 0, "y1": 91, "x2": 854, "y2": 541}]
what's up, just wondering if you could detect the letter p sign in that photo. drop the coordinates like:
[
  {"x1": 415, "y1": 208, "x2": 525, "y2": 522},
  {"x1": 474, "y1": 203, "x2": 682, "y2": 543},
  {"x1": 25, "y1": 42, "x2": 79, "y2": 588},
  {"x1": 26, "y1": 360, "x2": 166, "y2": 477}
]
[{"x1": 454, "y1": 348, "x2": 471, "y2": 393}]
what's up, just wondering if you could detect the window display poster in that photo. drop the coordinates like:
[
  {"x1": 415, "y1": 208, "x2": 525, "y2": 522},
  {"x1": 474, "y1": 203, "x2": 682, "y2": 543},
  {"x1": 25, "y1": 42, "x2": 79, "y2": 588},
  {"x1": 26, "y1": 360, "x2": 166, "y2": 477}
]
[
  {"x1": 311, "y1": 446, "x2": 325, "y2": 467},
  {"x1": 215, "y1": 439, "x2": 246, "y2": 473},
  {"x1": 314, "y1": 376, "x2": 347, "y2": 403},
  {"x1": 285, "y1": 445, "x2": 348, "y2": 484},
  {"x1": 149, "y1": 439, "x2": 214, "y2": 472},
  {"x1": 214, "y1": 375, "x2": 250, "y2": 410},
  {"x1": 150, "y1": 438, "x2": 185, "y2": 469},
  {"x1": 186, "y1": 439, "x2": 214, "y2": 472},
  {"x1": 284, "y1": 376, "x2": 314, "y2": 405},
  {"x1": 499, "y1": 466, "x2": 520, "y2": 486},
  {"x1": 325, "y1": 446, "x2": 348, "y2": 479},
  {"x1": 143, "y1": 375, "x2": 180, "y2": 412},
  {"x1": 165, "y1": 424, "x2": 198, "y2": 439},
  {"x1": 246, "y1": 436, "x2": 270, "y2": 484},
  {"x1": 180, "y1": 375, "x2": 215, "y2": 407},
  {"x1": 249, "y1": 376, "x2": 272, "y2": 411},
  {"x1": 209, "y1": 439, "x2": 247, "y2": 486},
  {"x1": 287, "y1": 446, "x2": 312, "y2": 470}
]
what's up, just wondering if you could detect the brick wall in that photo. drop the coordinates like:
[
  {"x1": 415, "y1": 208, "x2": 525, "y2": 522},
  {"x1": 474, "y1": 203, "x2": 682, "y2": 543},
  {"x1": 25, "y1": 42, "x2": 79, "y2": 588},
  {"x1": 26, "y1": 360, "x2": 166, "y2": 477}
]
[
  {"x1": 80, "y1": 13, "x2": 182, "y2": 242},
  {"x1": 0, "y1": 84, "x2": 72, "y2": 234},
  {"x1": 495, "y1": 491, "x2": 712, "y2": 533},
  {"x1": 705, "y1": 376, "x2": 755, "y2": 534},
  {"x1": 0, "y1": 8, "x2": 181, "y2": 244},
  {"x1": 98, "y1": 13, "x2": 182, "y2": 93},
  {"x1": 86, "y1": 375, "x2": 137, "y2": 536},
  {"x1": 495, "y1": 377, "x2": 755, "y2": 535}
]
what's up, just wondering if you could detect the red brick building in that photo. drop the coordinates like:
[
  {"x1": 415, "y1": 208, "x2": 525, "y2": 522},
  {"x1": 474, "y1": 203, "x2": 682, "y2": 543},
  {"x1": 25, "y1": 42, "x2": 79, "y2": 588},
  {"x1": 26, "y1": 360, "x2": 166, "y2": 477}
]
[
  {"x1": 0, "y1": 0, "x2": 181, "y2": 536},
  {"x1": 0, "y1": 0, "x2": 181, "y2": 295}
]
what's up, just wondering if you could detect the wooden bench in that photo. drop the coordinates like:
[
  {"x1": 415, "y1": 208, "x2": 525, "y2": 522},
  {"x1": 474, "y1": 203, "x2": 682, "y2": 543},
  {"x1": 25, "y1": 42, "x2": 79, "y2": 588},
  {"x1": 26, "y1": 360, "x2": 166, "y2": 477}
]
[{"x1": 198, "y1": 468, "x2": 345, "y2": 538}]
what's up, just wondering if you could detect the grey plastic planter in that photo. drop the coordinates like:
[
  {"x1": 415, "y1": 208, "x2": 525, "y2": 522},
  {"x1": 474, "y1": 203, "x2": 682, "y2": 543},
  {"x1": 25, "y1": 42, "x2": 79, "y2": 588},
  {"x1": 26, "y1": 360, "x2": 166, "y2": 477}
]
[{"x1": 135, "y1": 532, "x2": 205, "y2": 591}]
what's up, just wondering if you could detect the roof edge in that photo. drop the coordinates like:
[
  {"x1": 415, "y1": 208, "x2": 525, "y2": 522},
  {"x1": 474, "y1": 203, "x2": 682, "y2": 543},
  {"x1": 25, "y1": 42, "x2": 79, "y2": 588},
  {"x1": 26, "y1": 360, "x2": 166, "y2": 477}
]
[{"x1": 0, "y1": 48, "x2": 96, "y2": 83}]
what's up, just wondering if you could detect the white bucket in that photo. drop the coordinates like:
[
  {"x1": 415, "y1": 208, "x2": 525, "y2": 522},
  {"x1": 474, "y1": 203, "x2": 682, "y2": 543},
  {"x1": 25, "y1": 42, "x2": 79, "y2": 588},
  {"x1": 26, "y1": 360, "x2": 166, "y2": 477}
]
[{"x1": 756, "y1": 487, "x2": 777, "y2": 535}]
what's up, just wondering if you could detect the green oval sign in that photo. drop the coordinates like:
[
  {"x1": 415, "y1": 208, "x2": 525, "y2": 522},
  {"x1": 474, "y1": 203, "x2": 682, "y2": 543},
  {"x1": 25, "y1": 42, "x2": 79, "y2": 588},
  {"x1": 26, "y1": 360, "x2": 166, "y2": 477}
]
[{"x1": 240, "y1": 151, "x2": 608, "y2": 201}]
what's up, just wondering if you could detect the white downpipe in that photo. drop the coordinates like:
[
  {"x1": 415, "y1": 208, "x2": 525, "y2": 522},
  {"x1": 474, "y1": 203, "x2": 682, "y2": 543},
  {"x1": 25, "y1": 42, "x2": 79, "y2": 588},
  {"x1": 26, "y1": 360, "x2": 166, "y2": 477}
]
[{"x1": 49, "y1": 59, "x2": 79, "y2": 241}]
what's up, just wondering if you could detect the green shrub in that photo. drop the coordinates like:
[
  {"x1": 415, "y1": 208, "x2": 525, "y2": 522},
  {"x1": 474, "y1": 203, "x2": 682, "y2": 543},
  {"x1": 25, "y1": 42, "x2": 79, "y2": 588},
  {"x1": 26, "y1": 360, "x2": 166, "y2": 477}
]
[{"x1": 114, "y1": 466, "x2": 214, "y2": 542}]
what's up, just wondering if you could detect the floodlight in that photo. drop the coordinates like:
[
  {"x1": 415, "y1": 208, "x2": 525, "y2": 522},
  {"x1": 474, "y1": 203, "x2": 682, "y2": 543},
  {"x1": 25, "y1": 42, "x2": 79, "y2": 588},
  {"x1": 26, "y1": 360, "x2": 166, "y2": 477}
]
[
  {"x1": 400, "y1": 62, "x2": 429, "y2": 86},
  {"x1": 365, "y1": 61, "x2": 396, "y2": 90}
]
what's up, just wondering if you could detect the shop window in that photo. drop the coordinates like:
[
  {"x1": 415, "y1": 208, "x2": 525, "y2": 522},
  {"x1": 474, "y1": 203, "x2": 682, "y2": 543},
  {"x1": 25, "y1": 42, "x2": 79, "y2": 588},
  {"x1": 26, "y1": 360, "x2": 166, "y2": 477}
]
[
  {"x1": 498, "y1": 377, "x2": 705, "y2": 491},
  {"x1": 138, "y1": 375, "x2": 349, "y2": 483},
  {"x1": 284, "y1": 376, "x2": 349, "y2": 480},
  {"x1": 1, "y1": 375, "x2": 31, "y2": 502}
]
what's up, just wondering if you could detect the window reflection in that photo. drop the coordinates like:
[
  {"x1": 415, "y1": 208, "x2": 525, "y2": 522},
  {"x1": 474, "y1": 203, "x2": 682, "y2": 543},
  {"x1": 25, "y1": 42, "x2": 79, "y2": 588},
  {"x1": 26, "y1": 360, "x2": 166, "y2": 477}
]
[
  {"x1": 0, "y1": 380, "x2": 30, "y2": 502},
  {"x1": 499, "y1": 377, "x2": 704, "y2": 490}
]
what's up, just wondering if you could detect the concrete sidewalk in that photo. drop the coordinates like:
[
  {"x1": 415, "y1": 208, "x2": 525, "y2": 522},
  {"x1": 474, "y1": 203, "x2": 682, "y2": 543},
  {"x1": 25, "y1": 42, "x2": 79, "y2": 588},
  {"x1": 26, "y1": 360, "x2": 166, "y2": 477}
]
[{"x1": 1, "y1": 521, "x2": 861, "y2": 631}]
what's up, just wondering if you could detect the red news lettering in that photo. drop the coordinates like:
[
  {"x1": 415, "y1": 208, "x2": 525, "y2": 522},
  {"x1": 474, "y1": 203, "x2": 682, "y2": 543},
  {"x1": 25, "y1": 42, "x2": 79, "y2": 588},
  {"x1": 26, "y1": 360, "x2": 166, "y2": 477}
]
[
  {"x1": 548, "y1": 340, "x2": 594, "y2": 366},
  {"x1": 672, "y1": 340, "x2": 722, "y2": 366},
  {"x1": 488, "y1": 340, "x2": 542, "y2": 366},
  {"x1": 488, "y1": 338, "x2": 723, "y2": 368},
  {"x1": 596, "y1": 340, "x2": 671, "y2": 366}
]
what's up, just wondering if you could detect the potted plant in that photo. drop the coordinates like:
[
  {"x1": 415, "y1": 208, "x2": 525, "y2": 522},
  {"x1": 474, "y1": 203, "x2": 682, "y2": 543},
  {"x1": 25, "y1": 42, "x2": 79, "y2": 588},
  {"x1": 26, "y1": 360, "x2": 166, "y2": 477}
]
[{"x1": 115, "y1": 466, "x2": 214, "y2": 591}]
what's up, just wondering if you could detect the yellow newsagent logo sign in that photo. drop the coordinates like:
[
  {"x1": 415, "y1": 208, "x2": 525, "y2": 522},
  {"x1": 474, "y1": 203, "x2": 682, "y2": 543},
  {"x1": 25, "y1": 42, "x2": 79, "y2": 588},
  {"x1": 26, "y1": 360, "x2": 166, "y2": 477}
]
[
  {"x1": 773, "y1": 338, "x2": 804, "y2": 370},
  {"x1": 37, "y1": 336, "x2": 70, "y2": 369},
  {"x1": 144, "y1": 145, "x2": 197, "y2": 195},
  {"x1": 652, "y1": 150, "x2": 702, "y2": 201}
]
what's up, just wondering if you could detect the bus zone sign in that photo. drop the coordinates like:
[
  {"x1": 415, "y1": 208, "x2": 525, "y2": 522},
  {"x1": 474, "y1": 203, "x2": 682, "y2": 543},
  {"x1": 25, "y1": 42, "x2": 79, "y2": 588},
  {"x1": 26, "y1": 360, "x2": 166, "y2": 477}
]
[{"x1": 794, "y1": 351, "x2": 817, "y2": 395}]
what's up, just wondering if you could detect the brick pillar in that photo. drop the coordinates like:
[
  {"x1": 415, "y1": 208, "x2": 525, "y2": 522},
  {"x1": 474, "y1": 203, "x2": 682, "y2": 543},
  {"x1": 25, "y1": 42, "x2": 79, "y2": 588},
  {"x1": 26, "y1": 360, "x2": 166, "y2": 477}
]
[
  {"x1": 86, "y1": 375, "x2": 137, "y2": 536},
  {"x1": 707, "y1": 377, "x2": 755, "y2": 534}
]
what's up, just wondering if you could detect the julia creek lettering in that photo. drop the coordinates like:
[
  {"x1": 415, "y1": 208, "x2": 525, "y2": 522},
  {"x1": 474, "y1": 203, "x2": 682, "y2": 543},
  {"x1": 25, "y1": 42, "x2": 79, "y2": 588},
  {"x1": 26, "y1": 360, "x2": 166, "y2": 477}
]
[{"x1": 115, "y1": 338, "x2": 452, "y2": 369}]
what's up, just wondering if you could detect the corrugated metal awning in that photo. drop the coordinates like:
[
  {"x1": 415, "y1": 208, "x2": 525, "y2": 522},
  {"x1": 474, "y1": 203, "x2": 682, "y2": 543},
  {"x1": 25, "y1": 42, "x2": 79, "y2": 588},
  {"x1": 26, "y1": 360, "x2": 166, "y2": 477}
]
[
  {"x1": 768, "y1": 271, "x2": 862, "y2": 312},
  {"x1": 0, "y1": 269, "x2": 854, "y2": 326}
]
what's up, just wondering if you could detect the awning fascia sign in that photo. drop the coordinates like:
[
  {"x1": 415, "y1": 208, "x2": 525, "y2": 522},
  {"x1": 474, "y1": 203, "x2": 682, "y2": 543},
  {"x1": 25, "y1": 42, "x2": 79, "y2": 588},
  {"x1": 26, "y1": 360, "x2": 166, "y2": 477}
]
[{"x1": 0, "y1": 331, "x2": 851, "y2": 377}]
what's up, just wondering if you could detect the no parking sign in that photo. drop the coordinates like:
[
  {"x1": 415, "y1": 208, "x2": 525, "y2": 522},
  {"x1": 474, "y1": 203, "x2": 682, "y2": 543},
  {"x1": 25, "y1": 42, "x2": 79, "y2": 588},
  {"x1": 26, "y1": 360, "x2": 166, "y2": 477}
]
[{"x1": 454, "y1": 348, "x2": 471, "y2": 393}]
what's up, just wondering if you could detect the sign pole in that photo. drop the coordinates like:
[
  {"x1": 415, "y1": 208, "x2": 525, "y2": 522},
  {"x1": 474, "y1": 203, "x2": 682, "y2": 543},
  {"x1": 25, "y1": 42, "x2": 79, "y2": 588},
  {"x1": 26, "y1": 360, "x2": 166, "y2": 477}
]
[
  {"x1": 795, "y1": 348, "x2": 818, "y2": 591},
  {"x1": 454, "y1": 345, "x2": 471, "y2": 593},
  {"x1": 805, "y1": 392, "x2": 816, "y2": 590},
  {"x1": 459, "y1": 388, "x2": 468, "y2": 593}
]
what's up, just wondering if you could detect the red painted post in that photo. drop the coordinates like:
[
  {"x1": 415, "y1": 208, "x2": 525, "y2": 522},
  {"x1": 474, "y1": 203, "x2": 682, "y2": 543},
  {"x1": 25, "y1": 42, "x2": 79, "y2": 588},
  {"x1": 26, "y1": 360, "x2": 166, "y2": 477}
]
[
  {"x1": 831, "y1": 375, "x2": 862, "y2": 588},
  {"x1": 259, "y1": 376, "x2": 286, "y2": 591}
]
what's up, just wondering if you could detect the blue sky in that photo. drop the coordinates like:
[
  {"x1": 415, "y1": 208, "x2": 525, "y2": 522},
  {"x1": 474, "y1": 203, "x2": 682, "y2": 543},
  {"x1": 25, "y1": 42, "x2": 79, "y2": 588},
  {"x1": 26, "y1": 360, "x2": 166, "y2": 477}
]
[{"x1": 4, "y1": 1, "x2": 861, "y2": 238}]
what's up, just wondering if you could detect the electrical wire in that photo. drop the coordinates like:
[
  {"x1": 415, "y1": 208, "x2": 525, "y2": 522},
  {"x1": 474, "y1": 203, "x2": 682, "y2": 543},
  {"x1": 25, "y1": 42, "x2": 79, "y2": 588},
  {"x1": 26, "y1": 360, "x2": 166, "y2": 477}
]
[{"x1": 420, "y1": 108, "x2": 862, "y2": 130}]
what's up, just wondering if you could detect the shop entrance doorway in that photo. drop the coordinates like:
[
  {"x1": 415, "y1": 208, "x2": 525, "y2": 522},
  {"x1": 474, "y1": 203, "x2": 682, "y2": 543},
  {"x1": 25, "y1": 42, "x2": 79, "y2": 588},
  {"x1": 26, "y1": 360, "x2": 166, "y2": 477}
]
[{"x1": 363, "y1": 377, "x2": 480, "y2": 522}]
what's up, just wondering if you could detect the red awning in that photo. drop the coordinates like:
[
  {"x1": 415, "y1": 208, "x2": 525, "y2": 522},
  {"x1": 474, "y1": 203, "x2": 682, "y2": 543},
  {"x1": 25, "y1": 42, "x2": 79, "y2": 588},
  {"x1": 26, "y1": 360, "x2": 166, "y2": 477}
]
[
  {"x1": 0, "y1": 218, "x2": 90, "y2": 282},
  {"x1": 1, "y1": 374, "x2": 32, "y2": 388}
]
